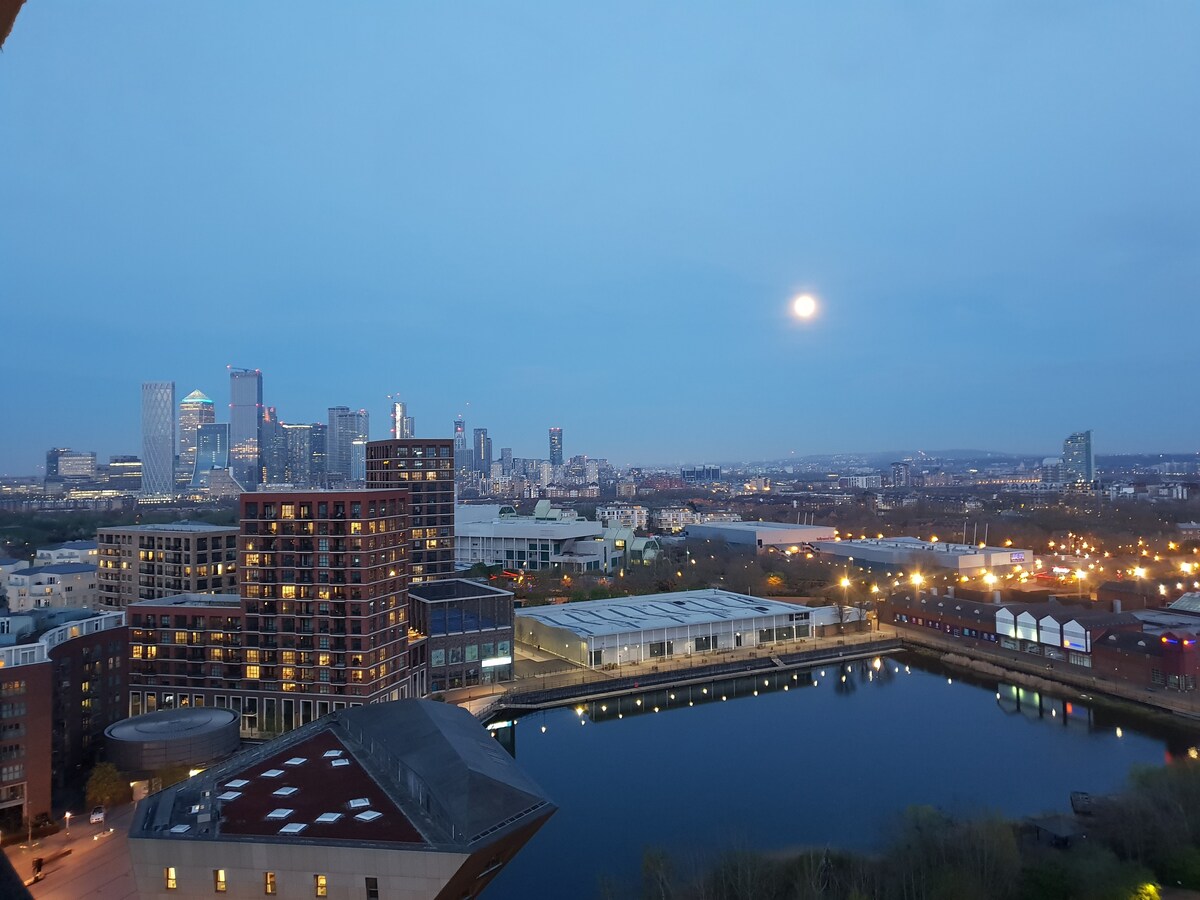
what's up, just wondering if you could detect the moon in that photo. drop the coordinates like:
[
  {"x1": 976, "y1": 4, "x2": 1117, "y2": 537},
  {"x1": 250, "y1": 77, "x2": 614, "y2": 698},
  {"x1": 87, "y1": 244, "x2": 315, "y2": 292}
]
[{"x1": 792, "y1": 294, "x2": 817, "y2": 319}]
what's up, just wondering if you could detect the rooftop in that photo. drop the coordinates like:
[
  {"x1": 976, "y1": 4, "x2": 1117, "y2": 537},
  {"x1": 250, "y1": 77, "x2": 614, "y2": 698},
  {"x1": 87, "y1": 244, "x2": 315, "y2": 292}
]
[
  {"x1": 816, "y1": 536, "x2": 1031, "y2": 556},
  {"x1": 38, "y1": 540, "x2": 98, "y2": 551},
  {"x1": 129, "y1": 593, "x2": 242, "y2": 609},
  {"x1": 689, "y1": 521, "x2": 832, "y2": 533},
  {"x1": 130, "y1": 700, "x2": 554, "y2": 851},
  {"x1": 99, "y1": 520, "x2": 236, "y2": 534},
  {"x1": 516, "y1": 589, "x2": 815, "y2": 637},
  {"x1": 10, "y1": 562, "x2": 97, "y2": 577},
  {"x1": 409, "y1": 578, "x2": 513, "y2": 604}
]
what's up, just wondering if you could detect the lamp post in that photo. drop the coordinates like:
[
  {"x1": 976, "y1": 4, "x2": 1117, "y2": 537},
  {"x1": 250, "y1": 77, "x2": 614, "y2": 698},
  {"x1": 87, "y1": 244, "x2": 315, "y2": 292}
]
[{"x1": 64, "y1": 812, "x2": 71, "y2": 836}]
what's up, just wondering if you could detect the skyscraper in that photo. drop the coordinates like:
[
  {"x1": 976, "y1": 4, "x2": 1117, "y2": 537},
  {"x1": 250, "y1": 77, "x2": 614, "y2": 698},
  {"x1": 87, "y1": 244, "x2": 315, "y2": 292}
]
[
  {"x1": 1063, "y1": 430, "x2": 1095, "y2": 484},
  {"x1": 281, "y1": 423, "x2": 313, "y2": 484},
  {"x1": 366, "y1": 438, "x2": 456, "y2": 583},
  {"x1": 190, "y1": 422, "x2": 230, "y2": 487},
  {"x1": 141, "y1": 381, "x2": 176, "y2": 498},
  {"x1": 473, "y1": 428, "x2": 491, "y2": 474},
  {"x1": 260, "y1": 407, "x2": 288, "y2": 484},
  {"x1": 453, "y1": 416, "x2": 467, "y2": 472},
  {"x1": 229, "y1": 367, "x2": 263, "y2": 488},
  {"x1": 327, "y1": 407, "x2": 370, "y2": 480},
  {"x1": 309, "y1": 423, "x2": 328, "y2": 485},
  {"x1": 178, "y1": 389, "x2": 215, "y2": 474},
  {"x1": 389, "y1": 396, "x2": 415, "y2": 439},
  {"x1": 549, "y1": 427, "x2": 563, "y2": 466}
]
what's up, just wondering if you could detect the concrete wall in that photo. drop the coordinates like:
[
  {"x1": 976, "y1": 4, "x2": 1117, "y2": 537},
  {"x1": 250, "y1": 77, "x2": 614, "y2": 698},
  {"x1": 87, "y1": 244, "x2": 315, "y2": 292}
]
[{"x1": 130, "y1": 837, "x2": 467, "y2": 900}]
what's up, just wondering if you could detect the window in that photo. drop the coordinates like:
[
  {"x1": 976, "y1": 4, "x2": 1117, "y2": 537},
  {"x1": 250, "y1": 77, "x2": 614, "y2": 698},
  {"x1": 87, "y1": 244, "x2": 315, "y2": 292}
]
[
  {"x1": 165, "y1": 867, "x2": 178, "y2": 890},
  {"x1": 264, "y1": 872, "x2": 277, "y2": 895},
  {"x1": 365, "y1": 876, "x2": 380, "y2": 900},
  {"x1": 214, "y1": 869, "x2": 227, "y2": 892},
  {"x1": 315, "y1": 874, "x2": 328, "y2": 897}
]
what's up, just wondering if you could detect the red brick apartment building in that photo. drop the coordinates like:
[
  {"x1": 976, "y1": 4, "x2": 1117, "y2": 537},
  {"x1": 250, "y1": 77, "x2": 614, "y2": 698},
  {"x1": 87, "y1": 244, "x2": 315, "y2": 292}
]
[
  {"x1": 129, "y1": 489, "x2": 423, "y2": 738},
  {"x1": 0, "y1": 610, "x2": 126, "y2": 830}
]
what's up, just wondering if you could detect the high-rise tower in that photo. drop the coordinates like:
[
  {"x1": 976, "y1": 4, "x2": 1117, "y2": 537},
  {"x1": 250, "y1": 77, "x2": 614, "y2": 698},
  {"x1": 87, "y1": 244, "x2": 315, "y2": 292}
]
[
  {"x1": 1063, "y1": 430, "x2": 1095, "y2": 484},
  {"x1": 327, "y1": 407, "x2": 370, "y2": 481},
  {"x1": 141, "y1": 381, "x2": 176, "y2": 498},
  {"x1": 178, "y1": 390, "x2": 215, "y2": 475},
  {"x1": 229, "y1": 367, "x2": 263, "y2": 488},
  {"x1": 453, "y1": 416, "x2": 466, "y2": 471},
  {"x1": 190, "y1": 422, "x2": 230, "y2": 486},
  {"x1": 389, "y1": 396, "x2": 415, "y2": 439},
  {"x1": 549, "y1": 427, "x2": 563, "y2": 467},
  {"x1": 473, "y1": 428, "x2": 491, "y2": 474}
]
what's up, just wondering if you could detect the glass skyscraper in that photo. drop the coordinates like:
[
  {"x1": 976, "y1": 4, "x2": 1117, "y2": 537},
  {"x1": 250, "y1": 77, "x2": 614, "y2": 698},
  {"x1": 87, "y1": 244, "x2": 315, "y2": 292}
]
[
  {"x1": 190, "y1": 422, "x2": 230, "y2": 487},
  {"x1": 549, "y1": 427, "x2": 563, "y2": 466},
  {"x1": 178, "y1": 389, "x2": 215, "y2": 475},
  {"x1": 229, "y1": 368, "x2": 263, "y2": 488},
  {"x1": 141, "y1": 381, "x2": 176, "y2": 498}
]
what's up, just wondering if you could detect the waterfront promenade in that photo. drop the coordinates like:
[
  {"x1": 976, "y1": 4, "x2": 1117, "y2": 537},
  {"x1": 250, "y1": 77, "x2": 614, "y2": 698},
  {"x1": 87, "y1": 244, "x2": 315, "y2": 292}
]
[{"x1": 446, "y1": 627, "x2": 901, "y2": 716}]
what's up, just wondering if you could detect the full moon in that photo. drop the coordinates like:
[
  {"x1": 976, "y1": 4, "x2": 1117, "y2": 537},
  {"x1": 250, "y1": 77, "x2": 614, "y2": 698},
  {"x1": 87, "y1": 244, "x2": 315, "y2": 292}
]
[{"x1": 792, "y1": 294, "x2": 817, "y2": 319}]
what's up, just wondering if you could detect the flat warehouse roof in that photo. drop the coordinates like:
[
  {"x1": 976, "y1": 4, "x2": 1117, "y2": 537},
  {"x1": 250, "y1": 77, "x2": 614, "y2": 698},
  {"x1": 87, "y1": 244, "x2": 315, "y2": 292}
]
[{"x1": 516, "y1": 589, "x2": 810, "y2": 637}]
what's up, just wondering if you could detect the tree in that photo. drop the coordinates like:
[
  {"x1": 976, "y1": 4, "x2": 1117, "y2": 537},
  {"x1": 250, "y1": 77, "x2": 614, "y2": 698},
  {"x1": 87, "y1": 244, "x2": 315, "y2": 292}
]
[{"x1": 86, "y1": 762, "x2": 130, "y2": 809}]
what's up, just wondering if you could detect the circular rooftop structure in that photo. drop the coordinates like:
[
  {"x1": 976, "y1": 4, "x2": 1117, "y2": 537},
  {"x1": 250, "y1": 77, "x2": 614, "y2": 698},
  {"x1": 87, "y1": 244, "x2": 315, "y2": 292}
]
[{"x1": 105, "y1": 707, "x2": 240, "y2": 773}]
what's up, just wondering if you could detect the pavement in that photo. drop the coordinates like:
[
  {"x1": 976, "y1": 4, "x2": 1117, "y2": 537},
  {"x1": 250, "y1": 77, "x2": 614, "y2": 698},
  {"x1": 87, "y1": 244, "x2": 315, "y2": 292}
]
[{"x1": 4, "y1": 803, "x2": 138, "y2": 899}]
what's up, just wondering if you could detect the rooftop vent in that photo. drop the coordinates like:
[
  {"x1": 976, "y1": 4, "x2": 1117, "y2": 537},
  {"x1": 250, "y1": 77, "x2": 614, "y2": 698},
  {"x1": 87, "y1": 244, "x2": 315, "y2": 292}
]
[
  {"x1": 265, "y1": 809, "x2": 294, "y2": 821},
  {"x1": 331, "y1": 759, "x2": 351, "y2": 768},
  {"x1": 322, "y1": 750, "x2": 344, "y2": 759},
  {"x1": 226, "y1": 779, "x2": 250, "y2": 789},
  {"x1": 261, "y1": 769, "x2": 284, "y2": 779},
  {"x1": 216, "y1": 791, "x2": 242, "y2": 802},
  {"x1": 348, "y1": 798, "x2": 370, "y2": 810},
  {"x1": 169, "y1": 824, "x2": 191, "y2": 834},
  {"x1": 278, "y1": 823, "x2": 308, "y2": 835},
  {"x1": 354, "y1": 810, "x2": 383, "y2": 822},
  {"x1": 315, "y1": 813, "x2": 343, "y2": 824},
  {"x1": 284, "y1": 757, "x2": 307, "y2": 766},
  {"x1": 272, "y1": 787, "x2": 299, "y2": 797}
]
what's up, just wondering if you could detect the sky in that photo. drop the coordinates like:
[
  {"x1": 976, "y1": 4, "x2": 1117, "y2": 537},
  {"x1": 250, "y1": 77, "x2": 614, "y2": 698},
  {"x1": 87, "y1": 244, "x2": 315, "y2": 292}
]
[{"x1": 2, "y1": 3, "x2": 1198, "y2": 474}]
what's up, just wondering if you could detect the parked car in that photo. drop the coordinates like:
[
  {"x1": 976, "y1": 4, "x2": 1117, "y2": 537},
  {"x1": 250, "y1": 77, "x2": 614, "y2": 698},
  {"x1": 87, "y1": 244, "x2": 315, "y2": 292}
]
[{"x1": 89, "y1": 806, "x2": 105, "y2": 825}]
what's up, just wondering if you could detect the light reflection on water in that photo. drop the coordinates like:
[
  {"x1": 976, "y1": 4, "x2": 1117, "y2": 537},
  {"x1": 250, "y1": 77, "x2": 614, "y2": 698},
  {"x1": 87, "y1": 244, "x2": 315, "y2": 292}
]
[{"x1": 485, "y1": 654, "x2": 1200, "y2": 899}]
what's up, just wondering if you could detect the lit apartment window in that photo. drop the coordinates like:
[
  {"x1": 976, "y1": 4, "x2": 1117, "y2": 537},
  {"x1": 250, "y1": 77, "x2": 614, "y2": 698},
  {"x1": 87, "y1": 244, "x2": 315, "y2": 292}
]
[
  {"x1": 214, "y1": 869, "x2": 227, "y2": 892},
  {"x1": 264, "y1": 871, "x2": 277, "y2": 895},
  {"x1": 246, "y1": 665, "x2": 261, "y2": 680},
  {"x1": 164, "y1": 867, "x2": 178, "y2": 890},
  {"x1": 314, "y1": 874, "x2": 328, "y2": 897}
]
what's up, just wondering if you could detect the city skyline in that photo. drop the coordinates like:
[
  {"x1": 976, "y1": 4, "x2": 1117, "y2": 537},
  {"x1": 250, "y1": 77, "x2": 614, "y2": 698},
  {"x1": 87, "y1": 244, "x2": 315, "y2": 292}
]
[{"x1": 2, "y1": 5, "x2": 1199, "y2": 472}]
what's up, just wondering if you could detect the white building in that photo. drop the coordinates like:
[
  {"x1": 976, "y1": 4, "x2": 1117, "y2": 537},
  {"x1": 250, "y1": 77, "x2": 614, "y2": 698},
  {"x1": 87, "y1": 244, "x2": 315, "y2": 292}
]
[
  {"x1": 596, "y1": 505, "x2": 650, "y2": 531},
  {"x1": 7, "y1": 563, "x2": 99, "y2": 612},
  {"x1": 516, "y1": 589, "x2": 858, "y2": 667},
  {"x1": 0, "y1": 556, "x2": 31, "y2": 602},
  {"x1": 813, "y1": 536, "x2": 1034, "y2": 576},
  {"x1": 683, "y1": 521, "x2": 837, "y2": 549},
  {"x1": 651, "y1": 507, "x2": 741, "y2": 533},
  {"x1": 35, "y1": 540, "x2": 99, "y2": 566},
  {"x1": 456, "y1": 501, "x2": 620, "y2": 573}
]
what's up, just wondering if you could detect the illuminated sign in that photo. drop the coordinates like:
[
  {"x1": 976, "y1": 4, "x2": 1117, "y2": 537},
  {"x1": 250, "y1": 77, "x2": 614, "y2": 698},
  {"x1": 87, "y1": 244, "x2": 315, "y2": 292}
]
[
  {"x1": 481, "y1": 656, "x2": 512, "y2": 668},
  {"x1": 1010, "y1": 552, "x2": 1026, "y2": 563}
]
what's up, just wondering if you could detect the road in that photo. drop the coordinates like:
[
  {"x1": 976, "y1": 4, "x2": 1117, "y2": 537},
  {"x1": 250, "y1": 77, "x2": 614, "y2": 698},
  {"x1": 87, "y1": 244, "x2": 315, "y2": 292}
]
[{"x1": 4, "y1": 803, "x2": 137, "y2": 899}]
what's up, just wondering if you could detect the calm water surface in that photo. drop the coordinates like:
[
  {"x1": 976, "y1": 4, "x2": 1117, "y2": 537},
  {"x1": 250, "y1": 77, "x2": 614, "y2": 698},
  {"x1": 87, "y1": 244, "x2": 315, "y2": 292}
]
[{"x1": 486, "y1": 654, "x2": 1200, "y2": 899}]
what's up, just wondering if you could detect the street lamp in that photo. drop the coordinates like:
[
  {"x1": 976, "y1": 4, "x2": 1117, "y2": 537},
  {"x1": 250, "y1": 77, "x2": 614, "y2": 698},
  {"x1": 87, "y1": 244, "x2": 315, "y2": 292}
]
[
  {"x1": 911, "y1": 573, "x2": 924, "y2": 595},
  {"x1": 64, "y1": 811, "x2": 71, "y2": 835},
  {"x1": 1075, "y1": 569, "x2": 1088, "y2": 599}
]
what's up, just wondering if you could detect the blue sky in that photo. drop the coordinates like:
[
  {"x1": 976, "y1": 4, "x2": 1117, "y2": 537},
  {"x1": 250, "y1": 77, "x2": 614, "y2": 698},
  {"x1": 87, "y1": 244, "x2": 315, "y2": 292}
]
[{"x1": 2, "y1": 3, "x2": 1198, "y2": 473}]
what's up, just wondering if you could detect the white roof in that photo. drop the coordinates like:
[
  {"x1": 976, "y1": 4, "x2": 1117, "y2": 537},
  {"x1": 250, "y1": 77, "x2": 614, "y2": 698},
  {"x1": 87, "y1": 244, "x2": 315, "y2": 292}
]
[{"x1": 516, "y1": 589, "x2": 811, "y2": 637}]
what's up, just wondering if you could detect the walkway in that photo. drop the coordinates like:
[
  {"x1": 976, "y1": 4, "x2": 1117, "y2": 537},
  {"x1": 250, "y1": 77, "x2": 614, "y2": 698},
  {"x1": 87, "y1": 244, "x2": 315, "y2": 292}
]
[{"x1": 4, "y1": 803, "x2": 137, "y2": 899}]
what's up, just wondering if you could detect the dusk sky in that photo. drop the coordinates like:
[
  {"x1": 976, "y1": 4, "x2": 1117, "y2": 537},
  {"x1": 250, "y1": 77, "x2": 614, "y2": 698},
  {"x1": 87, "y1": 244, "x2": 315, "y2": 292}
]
[{"x1": 2, "y1": 4, "x2": 1198, "y2": 474}]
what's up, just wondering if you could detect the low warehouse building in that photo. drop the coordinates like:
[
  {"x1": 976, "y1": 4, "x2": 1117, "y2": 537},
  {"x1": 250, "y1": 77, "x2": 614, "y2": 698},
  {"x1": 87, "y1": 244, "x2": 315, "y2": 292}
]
[
  {"x1": 813, "y1": 536, "x2": 1034, "y2": 576},
  {"x1": 516, "y1": 589, "x2": 857, "y2": 667},
  {"x1": 682, "y1": 521, "x2": 836, "y2": 549}
]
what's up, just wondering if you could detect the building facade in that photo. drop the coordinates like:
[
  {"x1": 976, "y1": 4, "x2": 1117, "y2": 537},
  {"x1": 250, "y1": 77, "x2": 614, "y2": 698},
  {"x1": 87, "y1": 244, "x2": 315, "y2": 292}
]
[
  {"x1": 0, "y1": 609, "x2": 127, "y2": 831},
  {"x1": 548, "y1": 427, "x2": 563, "y2": 466},
  {"x1": 409, "y1": 580, "x2": 513, "y2": 691},
  {"x1": 128, "y1": 490, "x2": 420, "y2": 738},
  {"x1": 191, "y1": 422, "x2": 231, "y2": 487},
  {"x1": 7, "y1": 563, "x2": 98, "y2": 612},
  {"x1": 229, "y1": 368, "x2": 263, "y2": 489},
  {"x1": 1063, "y1": 430, "x2": 1095, "y2": 484},
  {"x1": 141, "y1": 381, "x2": 177, "y2": 499},
  {"x1": 365, "y1": 439, "x2": 456, "y2": 584},
  {"x1": 97, "y1": 522, "x2": 239, "y2": 609},
  {"x1": 178, "y1": 389, "x2": 215, "y2": 476}
]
